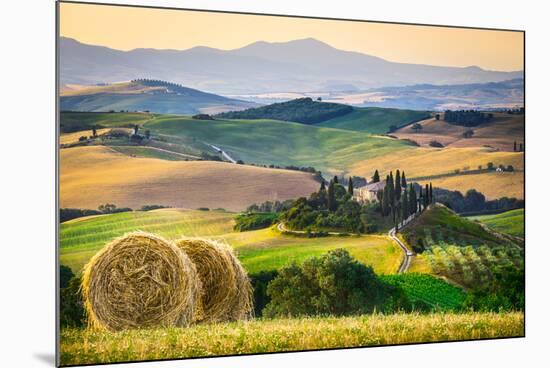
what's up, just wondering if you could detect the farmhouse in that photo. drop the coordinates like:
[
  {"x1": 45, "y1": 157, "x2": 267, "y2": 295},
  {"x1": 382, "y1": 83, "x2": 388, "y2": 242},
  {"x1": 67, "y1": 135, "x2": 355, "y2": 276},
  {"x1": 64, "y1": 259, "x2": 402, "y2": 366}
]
[{"x1": 354, "y1": 181, "x2": 386, "y2": 202}]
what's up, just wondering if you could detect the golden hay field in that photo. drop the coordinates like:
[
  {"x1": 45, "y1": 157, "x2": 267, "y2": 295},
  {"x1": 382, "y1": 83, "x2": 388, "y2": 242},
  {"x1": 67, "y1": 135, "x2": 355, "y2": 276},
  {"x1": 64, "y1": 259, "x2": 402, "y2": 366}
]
[
  {"x1": 60, "y1": 128, "x2": 133, "y2": 145},
  {"x1": 60, "y1": 146, "x2": 320, "y2": 211},
  {"x1": 418, "y1": 171, "x2": 524, "y2": 200},
  {"x1": 350, "y1": 146, "x2": 523, "y2": 199},
  {"x1": 393, "y1": 113, "x2": 524, "y2": 151}
]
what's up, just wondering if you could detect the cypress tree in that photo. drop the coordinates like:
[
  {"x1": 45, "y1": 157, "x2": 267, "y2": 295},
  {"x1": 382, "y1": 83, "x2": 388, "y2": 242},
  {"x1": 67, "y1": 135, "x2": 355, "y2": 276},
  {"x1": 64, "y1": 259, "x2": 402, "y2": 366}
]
[
  {"x1": 424, "y1": 184, "x2": 430, "y2": 209},
  {"x1": 388, "y1": 172, "x2": 395, "y2": 206},
  {"x1": 348, "y1": 177, "x2": 354, "y2": 195},
  {"x1": 513, "y1": 141, "x2": 517, "y2": 152},
  {"x1": 402, "y1": 187, "x2": 409, "y2": 220},
  {"x1": 395, "y1": 170, "x2": 402, "y2": 201},
  {"x1": 409, "y1": 184, "x2": 416, "y2": 215},
  {"x1": 372, "y1": 170, "x2": 380, "y2": 183},
  {"x1": 382, "y1": 186, "x2": 390, "y2": 216},
  {"x1": 401, "y1": 171, "x2": 407, "y2": 187},
  {"x1": 320, "y1": 181, "x2": 326, "y2": 192},
  {"x1": 333, "y1": 175, "x2": 339, "y2": 184},
  {"x1": 429, "y1": 182, "x2": 433, "y2": 204},
  {"x1": 327, "y1": 180, "x2": 336, "y2": 212}
]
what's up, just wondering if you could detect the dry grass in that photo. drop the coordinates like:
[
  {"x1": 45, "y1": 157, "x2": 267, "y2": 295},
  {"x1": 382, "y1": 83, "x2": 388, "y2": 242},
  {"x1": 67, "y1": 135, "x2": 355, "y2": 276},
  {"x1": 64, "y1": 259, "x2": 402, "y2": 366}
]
[
  {"x1": 81, "y1": 232, "x2": 200, "y2": 331},
  {"x1": 60, "y1": 312, "x2": 524, "y2": 366},
  {"x1": 393, "y1": 113, "x2": 524, "y2": 151},
  {"x1": 420, "y1": 171, "x2": 524, "y2": 200},
  {"x1": 60, "y1": 146, "x2": 319, "y2": 211},
  {"x1": 175, "y1": 238, "x2": 253, "y2": 323}
]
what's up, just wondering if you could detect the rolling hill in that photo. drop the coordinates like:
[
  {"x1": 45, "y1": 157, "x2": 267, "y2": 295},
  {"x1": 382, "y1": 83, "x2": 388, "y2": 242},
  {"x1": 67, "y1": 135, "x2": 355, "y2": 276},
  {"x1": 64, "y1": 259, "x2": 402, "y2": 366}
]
[
  {"x1": 470, "y1": 208, "x2": 525, "y2": 238},
  {"x1": 392, "y1": 112, "x2": 524, "y2": 151},
  {"x1": 143, "y1": 115, "x2": 413, "y2": 175},
  {"x1": 216, "y1": 98, "x2": 353, "y2": 124},
  {"x1": 404, "y1": 205, "x2": 523, "y2": 288},
  {"x1": 60, "y1": 37, "x2": 522, "y2": 94},
  {"x1": 317, "y1": 107, "x2": 430, "y2": 134},
  {"x1": 60, "y1": 146, "x2": 320, "y2": 212},
  {"x1": 350, "y1": 146, "x2": 524, "y2": 199},
  {"x1": 60, "y1": 79, "x2": 256, "y2": 114},
  {"x1": 59, "y1": 208, "x2": 402, "y2": 276}
]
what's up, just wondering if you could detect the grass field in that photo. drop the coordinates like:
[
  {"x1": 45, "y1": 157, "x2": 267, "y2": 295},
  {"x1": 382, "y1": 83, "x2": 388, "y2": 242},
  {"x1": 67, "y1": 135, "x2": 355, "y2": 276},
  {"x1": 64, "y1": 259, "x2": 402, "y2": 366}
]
[
  {"x1": 60, "y1": 112, "x2": 153, "y2": 133},
  {"x1": 382, "y1": 273, "x2": 466, "y2": 311},
  {"x1": 60, "y1": 312, "x2": 523, "y2": 366},
  {"x1": 109, "y1": 146, "x2": 194, "y2": 161},
  {"x1": 144, "y1": 115, "x2": 412, "y2": 175},
  {"x1": 350, "y1": 146, "x2": 524, "y2": 199},
  {"x1": 317, "y1": 107, "x2": 429, "y2": 134},
  {"x1": 60, "y1": 146, "x2": 320, "y2": 211},
  {"x1": 393, "y1": 113, "x2": 524, "y2": 151},
  {"x1": 59, "y1": 209, "x2": 402, "y2": 276},
  {"x1": 470, "y1": 209, "x2": 525, "y2": 238}
]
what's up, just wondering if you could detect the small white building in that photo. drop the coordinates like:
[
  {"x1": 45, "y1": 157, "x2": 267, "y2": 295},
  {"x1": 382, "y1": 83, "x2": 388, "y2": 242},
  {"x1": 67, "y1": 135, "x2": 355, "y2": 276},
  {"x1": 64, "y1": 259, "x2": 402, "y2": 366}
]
[{"x1": 354, "y1": 181, "x2": 386, "y2": 202}]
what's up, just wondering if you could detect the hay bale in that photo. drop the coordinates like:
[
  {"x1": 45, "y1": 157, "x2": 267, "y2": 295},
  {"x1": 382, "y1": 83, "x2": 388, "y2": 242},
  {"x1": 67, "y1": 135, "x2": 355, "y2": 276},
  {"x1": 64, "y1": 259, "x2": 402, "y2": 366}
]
[
  {"x1": 82, "y1": 232, "x2": 199, "y2": 331},
  {"x1": 175, "y1": 238, "x2": 253, "y2": 323}
]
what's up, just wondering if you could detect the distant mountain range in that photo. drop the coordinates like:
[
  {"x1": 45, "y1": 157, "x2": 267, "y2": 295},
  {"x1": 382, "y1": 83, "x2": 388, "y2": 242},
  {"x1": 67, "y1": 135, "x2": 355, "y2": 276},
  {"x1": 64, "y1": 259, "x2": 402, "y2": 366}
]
[
  {"x1": 60, "y1": 79, "x2": 256, "y2": 114},
  {"x1": 60, "y1": 37, "x2": 523, "y2": 95}
]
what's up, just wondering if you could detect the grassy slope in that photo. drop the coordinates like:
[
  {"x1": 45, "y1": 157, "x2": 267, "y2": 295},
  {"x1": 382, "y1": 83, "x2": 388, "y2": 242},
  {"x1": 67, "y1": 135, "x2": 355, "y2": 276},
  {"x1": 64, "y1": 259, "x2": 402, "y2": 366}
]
[
  {"x1": 350, "y1": 146, "x2": 524, "y2": 199},
  {"x1": 393, "y1": 113, "x2": 524, "y2": 152},
  {"x1": 403, "y1": 205, "x2": 523, "y2": 288},
  {"x1": 60, "y1": 312, "x2": 523, "y2": 366},
  {"x1": 318, "y1": 107, "x2": 429, "y2": 134},
  {"x1": 470, "y1": 209, "x2": 525, "y2": 238},
  {"x1": 59, "y1": 112, "x2": 153, "y2": 133},
  {"x1": 60, "y1": 146, "x2": 320, "y2": 212},
  {"x1": 144, "y1": 115, "x2": 412, "y2": 175},
  {"x1": 60, "y1": 209, "x2": 402, "y2": 276},
  {"x1": 382, "y1": 273, "x2": 466, "y2": 311},
  {"x1": 402, "y1": 204, "x2": 506, "y2": 248}
]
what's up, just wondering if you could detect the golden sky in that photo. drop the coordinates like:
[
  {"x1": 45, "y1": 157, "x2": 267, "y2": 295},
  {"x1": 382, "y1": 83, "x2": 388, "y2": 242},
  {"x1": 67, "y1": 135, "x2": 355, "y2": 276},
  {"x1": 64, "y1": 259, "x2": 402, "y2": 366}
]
[{"x1": 60, "y1": 2, "x2": 524, "y2": 71}]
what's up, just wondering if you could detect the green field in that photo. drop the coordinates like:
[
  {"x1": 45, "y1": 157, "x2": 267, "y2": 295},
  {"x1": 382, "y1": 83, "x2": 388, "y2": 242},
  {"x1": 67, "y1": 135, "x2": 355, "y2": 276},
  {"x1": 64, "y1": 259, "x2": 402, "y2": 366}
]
[
  {"x1": 382, "y1": 273, "x2": 466, "y2": 311},
  {"x1": 143, "y1": 115, "x2": 412, "y2": 174},
  {"x1": 318, "y1": 107, "x2": 429, "y2": 134},
  {"x1": 60, "y1": 312, "x2": 523, "y2": 366},
  {"x1": 60, "y1": 112, "x2": 153, "y2": 133},
  {"x1": 470, "y1": 209, "x2": 524, "y2": 238},
  {"x1": 109, "y1": 146, "x2": 191, "y2": 161},
  {"x1": 60, "y1": 209, "x2": 402, "y2": 276}
]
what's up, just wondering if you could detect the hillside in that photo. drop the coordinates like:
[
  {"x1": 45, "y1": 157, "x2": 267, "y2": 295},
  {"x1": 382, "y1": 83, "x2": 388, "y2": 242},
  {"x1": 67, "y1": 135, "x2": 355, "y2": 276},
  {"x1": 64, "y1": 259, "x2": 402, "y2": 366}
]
[
  {"x1": 143, "y1": 115, "x2": 412, "y2": 175},
  {"x1": 317, "y1": 107, "x2": 430, "y2": 134},
  {"x1": 60, "y1": 146, "x2": 320, "y2": 212},
  {"x1": 403, "y1": 205, "x2": 523, "y2": 288},
  {"x1": 216, "y1": 98, "x2": 353, "y2": 124},
  {"x1": 59, "y1": 111, "x2": 153, "y2": 133},
  {"x1": 60, "y1": 79, "x2": 256, "y2": 114},
  {"x1": 351, "y1": 146, "x2": 524, "y2": 199},
  {"x1": 471, "y1": 209, "x2": 525, "y2": 238},
  {"x1": 59, "y1": 209, "x2": 401, "y2": 276},
  {"x1": 392, "y1": 112, "x2": 524, "y2": 151}
]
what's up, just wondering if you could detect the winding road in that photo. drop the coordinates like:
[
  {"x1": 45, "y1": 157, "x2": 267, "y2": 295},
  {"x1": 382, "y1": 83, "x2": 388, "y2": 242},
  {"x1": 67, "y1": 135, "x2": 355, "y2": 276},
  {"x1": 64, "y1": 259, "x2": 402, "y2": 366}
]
[
  {"x1": 207, "y1": 143, "x2": 237, "y2": 163},
  {"x1": 277, "y1": 212, "x2": 417, "y2": 274}
]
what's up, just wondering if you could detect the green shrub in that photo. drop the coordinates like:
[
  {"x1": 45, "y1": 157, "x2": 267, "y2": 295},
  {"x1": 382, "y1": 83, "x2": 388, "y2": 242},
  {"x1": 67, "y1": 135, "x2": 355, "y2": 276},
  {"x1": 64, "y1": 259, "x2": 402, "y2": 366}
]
[
  {"x1": 60, "y1": 277, "x2": 85, "y2": 327},
  {"x1": 234, "y1": 212, "x2": 279, "y2": 232},
  {"x1": 250, "y1": 271, "x2": 279, "y2": 317},
  {"x1": 263, "y1": 249, "x2": 405, "y2": 317},
  {"x1": 60, "y1": 265, "x2": 74, "y2": 289}
]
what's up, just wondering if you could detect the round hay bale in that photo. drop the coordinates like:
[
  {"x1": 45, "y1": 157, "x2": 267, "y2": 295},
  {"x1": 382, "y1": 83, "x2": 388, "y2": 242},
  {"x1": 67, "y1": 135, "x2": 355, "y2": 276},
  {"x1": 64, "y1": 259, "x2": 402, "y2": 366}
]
[
  {"x1": 82, "y1": 232, "x2": 199, "y2": 331},
  {"x1": 175, "y1": 238, "x2": 253, "y2": 323}
]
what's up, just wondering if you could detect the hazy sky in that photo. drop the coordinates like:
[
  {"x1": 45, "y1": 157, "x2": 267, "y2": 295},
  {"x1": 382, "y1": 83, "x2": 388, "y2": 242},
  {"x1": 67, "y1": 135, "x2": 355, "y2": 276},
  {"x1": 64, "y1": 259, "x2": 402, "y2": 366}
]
[{"x1": 60, "y1": 2, "x2": 524, "y2": 72}]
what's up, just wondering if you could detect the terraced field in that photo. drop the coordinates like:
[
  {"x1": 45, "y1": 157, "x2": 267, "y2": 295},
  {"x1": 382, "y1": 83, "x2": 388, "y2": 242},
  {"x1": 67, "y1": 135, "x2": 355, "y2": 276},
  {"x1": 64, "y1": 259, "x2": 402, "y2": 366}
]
[{"x1": 59, "y1": 209, "x2": 402, "y2": 276}]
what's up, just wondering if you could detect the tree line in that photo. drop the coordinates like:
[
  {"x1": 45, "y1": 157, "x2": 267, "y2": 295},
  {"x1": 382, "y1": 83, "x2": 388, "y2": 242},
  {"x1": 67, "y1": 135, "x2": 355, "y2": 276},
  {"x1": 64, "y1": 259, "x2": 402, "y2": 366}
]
[{"x1": 444, "y1": 110, "x2": 494, "y2": 127}]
